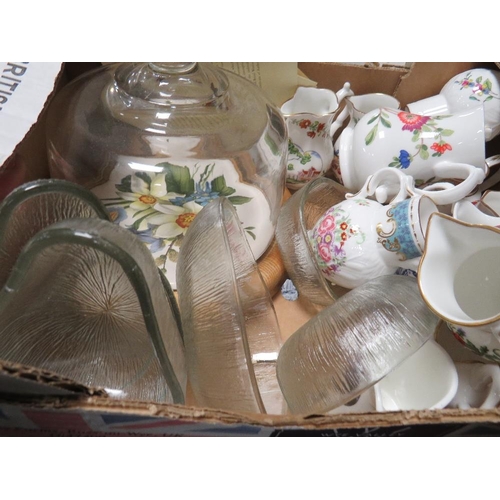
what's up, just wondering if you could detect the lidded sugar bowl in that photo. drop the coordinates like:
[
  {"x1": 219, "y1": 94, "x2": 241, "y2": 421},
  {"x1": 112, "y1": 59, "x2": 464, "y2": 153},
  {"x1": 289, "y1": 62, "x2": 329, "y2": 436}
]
[{"x1": 45, "y1": 62, "x2": 288, "y2": 287}]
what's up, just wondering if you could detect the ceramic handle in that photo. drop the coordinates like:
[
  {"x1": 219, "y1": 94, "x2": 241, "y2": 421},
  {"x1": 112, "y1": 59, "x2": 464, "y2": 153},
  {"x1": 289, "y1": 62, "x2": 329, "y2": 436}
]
[
  {"x1": 346, "y1": 167, "x2": 414, "y2": 204},
  {"x1": 335, "y1": 82, "x2": 354, "y2": 104},
  {"x1": 329, "y1": 105, "x2": 351, "y2": 138},
  {"x1": 410, "y1": 162, "x2": 486, "y2": 206}
]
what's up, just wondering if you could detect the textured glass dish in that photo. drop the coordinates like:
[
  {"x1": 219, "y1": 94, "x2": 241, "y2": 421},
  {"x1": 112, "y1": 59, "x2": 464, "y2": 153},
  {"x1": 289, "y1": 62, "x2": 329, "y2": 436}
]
[
  {"x1": 0, "y1": 179, "x2": 109, "y2": 289},
  {"x1": 45, "y1": 62, "x2": 288, "y2": 289},
  {"x1": 0, "y1": 218, "x2": 186, "y2": 404},
  {"x1": 176, "y1": 197, "x2": 284, "y2": 414},
  {"x1": 275, "y1": 176, "x2": 350, "y2": 309},
  {"x1": 276, "y1": 275, "x2": 439, "y2": 414}
]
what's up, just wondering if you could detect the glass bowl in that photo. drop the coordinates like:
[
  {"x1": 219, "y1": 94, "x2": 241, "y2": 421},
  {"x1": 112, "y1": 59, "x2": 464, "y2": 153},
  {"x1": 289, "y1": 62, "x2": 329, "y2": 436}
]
[
  {"x1": 45, "y1": 62, "x2": 288, "y2": 289},
  {"x1": 275, "y1": 176, "x2": 351, "y2": 310},
  {"x1": 176, "y1": 197, "x2": 285, "y2": 414},
  {"x1": 0, "y1": 217, "x2": 186, "y2": 404},
  {"x1": 276, "y1": 274, "x2": 439, "y2": 414},
  {"x1": 0, "y1": 179, "x2": 109, "y2": 288}
]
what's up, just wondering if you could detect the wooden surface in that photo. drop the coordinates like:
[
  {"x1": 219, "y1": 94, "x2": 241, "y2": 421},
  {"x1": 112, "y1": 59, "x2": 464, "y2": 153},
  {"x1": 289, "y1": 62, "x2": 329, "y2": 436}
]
[{"x1": 257, "y1": 187, "x2": 292, "y2": 296}]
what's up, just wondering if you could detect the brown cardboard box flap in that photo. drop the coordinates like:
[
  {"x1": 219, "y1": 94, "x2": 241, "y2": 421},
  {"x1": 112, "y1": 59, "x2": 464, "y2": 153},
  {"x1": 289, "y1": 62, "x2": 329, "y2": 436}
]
[
  {"x1": 1, "y1": 394, "x2": 500, "y2": 432},
  {"x1": 0, "y1": 359, "x2": 107, "y2": 397}
]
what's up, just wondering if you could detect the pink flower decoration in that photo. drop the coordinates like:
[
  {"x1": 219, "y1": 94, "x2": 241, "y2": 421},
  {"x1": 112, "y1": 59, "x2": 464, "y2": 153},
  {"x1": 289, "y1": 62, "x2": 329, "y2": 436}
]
[
  {"x1": 318, "y1": 215, "x2": 336, "y2": 234},
  {"x1": 397, "y1": 111, "x2": 431, "y2": 132},
  {"x1": 318, "y1": 243, "x2": 332, "y2": 263}
]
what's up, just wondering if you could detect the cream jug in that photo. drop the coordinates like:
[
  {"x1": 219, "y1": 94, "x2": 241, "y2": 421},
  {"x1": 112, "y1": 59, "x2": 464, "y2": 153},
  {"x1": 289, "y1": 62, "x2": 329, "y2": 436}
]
[
  {"x1": 309, "y1": 168, "x2": 438, "y2": 289},
  {"x1": 281, "y1": 84, "x2": 353, "y2": 189},
  {"x1": 418, "y1": 213, "x2": 500, "y2": 361}
]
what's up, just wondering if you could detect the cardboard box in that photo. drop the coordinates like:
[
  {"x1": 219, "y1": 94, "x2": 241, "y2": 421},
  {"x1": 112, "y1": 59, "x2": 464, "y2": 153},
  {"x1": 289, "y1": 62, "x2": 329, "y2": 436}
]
[{"x1": 2, "y1": 62, "x2": 500, "y2": 437}]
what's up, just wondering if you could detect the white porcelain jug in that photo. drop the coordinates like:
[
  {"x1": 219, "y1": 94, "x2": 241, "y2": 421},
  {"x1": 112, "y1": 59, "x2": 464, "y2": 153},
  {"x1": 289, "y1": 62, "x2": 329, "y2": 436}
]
[{"x1": 418, "y1": 213, "x2": 500, "y2": 360}]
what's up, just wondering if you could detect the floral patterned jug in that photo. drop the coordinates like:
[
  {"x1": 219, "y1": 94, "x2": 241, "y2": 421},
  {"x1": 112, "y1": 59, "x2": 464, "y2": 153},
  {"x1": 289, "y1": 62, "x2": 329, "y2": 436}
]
[
  {"x1": 308, "y1": 168, "x2": 439, "y2": 289},
  {"x1": 281, "y1": 84, "x2": 353, "y2": 190},
  {"x1": 45, "y1": 63, "x2": 288, "y2": 288}
]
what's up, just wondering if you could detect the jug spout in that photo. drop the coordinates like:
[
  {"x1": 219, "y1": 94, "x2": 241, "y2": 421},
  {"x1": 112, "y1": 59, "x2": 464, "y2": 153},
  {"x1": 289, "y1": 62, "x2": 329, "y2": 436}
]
[{"x1": 418, "y1": 213, "x2": 500, "y2": 328}]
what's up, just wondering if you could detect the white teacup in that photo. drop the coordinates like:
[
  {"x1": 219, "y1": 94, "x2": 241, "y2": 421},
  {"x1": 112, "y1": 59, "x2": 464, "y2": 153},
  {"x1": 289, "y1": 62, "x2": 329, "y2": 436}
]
[
  {"x1": 407, "y1": 68, "x2": 500, "y2": 142},
  {"x1": 336, "y1": 105, "x2": 496, "y2": 206}
]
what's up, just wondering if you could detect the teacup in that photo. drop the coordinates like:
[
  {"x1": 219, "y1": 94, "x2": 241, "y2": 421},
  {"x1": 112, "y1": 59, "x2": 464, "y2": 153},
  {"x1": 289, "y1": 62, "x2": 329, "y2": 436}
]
[
  {"x1": 281, "y1": 84, "x2": 353, "y2": 190},
  {"x1": 336, "y1": 105, "x2": 496, "y2": 206},
  {"x1": 407, "y1": 68, "x2": 500, "y2": 141},
  {"x1": 308, "y1": 169, "x2": 438, "y2": 289}
]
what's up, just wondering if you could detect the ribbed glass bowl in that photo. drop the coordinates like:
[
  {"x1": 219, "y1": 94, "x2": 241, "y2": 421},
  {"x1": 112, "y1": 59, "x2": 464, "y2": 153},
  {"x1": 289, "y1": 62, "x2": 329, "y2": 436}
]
[
  {"x1": 275, "y1": 176, "x2": 351, "y2": 310},
  {"x1": 0, "y1": 217, "x2": 186, "y2": 404},
  {"x1": 0, "y1": 179, "x2": 110, "y2": 289},
  {"x1": 276, "y1": 274, "x2": 439, "y2": 414},
  {"x1": 176, "y1": 197, "x2": 285, "y2": 414}
]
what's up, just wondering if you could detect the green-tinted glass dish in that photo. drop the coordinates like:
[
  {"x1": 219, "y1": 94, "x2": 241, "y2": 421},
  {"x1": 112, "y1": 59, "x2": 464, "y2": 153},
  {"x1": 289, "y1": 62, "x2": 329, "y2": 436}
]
[
  {"x1": 0, "y1": 217, "x2": 186, "y2": 404},
  {"x1": 0, "y1": 179, "x2": 110, "y2": 289}
]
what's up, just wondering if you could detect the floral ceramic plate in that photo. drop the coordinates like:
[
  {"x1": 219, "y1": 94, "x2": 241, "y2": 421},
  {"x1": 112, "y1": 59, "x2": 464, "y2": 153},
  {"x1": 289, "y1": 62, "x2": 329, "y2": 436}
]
[
  {"x1": 176, "y1": 197, "x2": 285, "y2": 414},
  {"x1": 91, "y1": 160, "x2": 275, "y2": 290}
]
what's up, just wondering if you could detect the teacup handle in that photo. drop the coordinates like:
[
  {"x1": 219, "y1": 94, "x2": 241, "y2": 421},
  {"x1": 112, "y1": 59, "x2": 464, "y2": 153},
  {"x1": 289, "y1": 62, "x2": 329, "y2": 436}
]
[
  {"x1": 346, "y1": 167, "x2": 414, "y2": 204},
  {"x1": 410, "y1": 162, "x2": 486, "y2": 206}
]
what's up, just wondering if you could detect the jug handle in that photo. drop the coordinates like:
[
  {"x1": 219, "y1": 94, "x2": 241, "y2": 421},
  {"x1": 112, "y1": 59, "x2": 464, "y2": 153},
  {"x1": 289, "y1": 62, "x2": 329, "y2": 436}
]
[
  {"x1": 475, "y1": 155, "x2": 500, "y2": 192},
  {"x1": 346, "y1": 167, "x2": 414, "y2": 204},
  {"x1": 410, "y1": 162, "x2": 486, "y2": 206},
  {"x1": 335, "y1": 82, "x2": 354, "y2": 104},
  {"x1": 329, "y1": 83, "x2": 354, "y2": 138},
  {"x1": 329, "y1": 105, "x2": 350, "y2": 138}
]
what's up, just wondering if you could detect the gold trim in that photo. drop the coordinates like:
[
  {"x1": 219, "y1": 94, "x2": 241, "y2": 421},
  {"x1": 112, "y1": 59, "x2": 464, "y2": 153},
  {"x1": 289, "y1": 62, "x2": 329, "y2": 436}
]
[{"x1": 418, "y1": 212, "x2": 500, "y2": 327}]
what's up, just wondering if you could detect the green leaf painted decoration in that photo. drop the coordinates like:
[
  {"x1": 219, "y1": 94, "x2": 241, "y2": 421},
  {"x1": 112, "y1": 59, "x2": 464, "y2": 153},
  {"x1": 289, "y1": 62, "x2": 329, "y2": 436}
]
[
  {"x1": 156, "y1": 163, "x2": 195, "y2": 195},
  {"x1": 135, "y1": 171, "x2": 152, "y2": 188},
  {"x1": 419, "y1": 148, "x2": 429, "y2": 160},
  {"x1": 227, "y1": 195, "x2": 253, "y2": 205},
  {"x1": 380, "y1": 116, "x2": 392, "y2": 128},
  {"x1": 440, "y1": 129, "x2": 454, "y2": 136},
  {"x1": 116, "y1": 175, "x2": 132, "y2": 193},
  {"x1": 365, "y1": 125, "x2": 378, "y2": 146},
  {"x1": 211, "y1": 176, "x2": 236, "y2": 196}
]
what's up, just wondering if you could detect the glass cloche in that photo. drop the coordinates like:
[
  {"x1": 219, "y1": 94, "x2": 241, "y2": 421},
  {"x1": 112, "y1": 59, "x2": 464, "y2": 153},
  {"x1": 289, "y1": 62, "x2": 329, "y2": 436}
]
[{"x1": 45, "y1": 62, "x2": 288, "y2": 288}]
